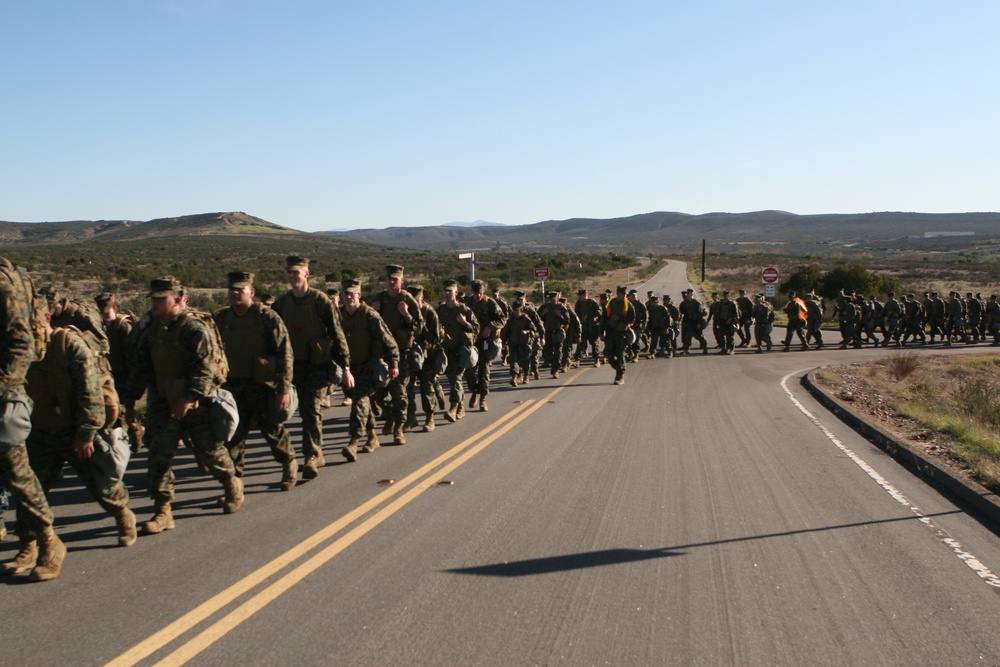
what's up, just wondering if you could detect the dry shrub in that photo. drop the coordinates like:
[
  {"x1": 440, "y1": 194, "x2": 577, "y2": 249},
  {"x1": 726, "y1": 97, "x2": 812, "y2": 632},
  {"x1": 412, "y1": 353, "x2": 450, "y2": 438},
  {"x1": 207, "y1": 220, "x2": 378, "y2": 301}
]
[{"x1": 885, "y1": 352, "x2": 921, "y2": 380}]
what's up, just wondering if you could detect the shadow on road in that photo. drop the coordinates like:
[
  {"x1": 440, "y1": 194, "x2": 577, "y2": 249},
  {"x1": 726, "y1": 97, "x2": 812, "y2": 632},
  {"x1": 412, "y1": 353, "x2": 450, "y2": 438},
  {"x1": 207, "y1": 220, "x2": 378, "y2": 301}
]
[{"x1": 445, "y1": 510, "x2": 965, "y2": 577}]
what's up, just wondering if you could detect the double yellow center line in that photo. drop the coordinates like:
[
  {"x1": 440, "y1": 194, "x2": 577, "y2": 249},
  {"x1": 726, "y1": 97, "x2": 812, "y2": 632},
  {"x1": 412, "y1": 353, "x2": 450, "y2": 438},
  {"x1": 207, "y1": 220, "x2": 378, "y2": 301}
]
[{"x1": 108, "y1": 377, "x2": 579, "y2": 667}]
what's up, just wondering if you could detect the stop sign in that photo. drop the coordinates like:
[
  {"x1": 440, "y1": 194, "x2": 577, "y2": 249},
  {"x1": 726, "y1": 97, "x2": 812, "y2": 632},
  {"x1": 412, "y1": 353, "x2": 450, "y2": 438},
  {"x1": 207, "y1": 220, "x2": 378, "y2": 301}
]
[{"x1": 761, "y1": 266, "x2": 779, "y2": 284}]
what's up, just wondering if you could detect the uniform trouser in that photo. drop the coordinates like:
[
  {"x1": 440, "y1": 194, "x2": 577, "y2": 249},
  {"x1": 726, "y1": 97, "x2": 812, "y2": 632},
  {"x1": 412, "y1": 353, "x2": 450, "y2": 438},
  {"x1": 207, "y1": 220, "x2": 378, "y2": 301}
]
[
  {"x1": 386, "y1": 359, "x2": 411, "y2": 426},
  {"x1": 464, "y1": 347, "x2": 492, "y2": 397},
  {"x1": 807, "y1": 321, "x2": 824, "y2": 346},
  {"x1": 347, "y1": 365, "x2": 380, "y2": 439},
  {"x1": 719, "y1": 323, "x2": 736, "y2": 351},
  {"x1": 712, "y1": 323, "x2": 724, "y2": 348},
  {"x1": 560, "y1": 338, "x2": 574, "y2": 368},
  {"x1": 681, "y1": 321, "x2": 707, "y2": 351},
  {"x1": 739, "y1": 318, "x2": 752, "y2": 345},
  {"x1": 508, "y1": 344, "x2": 532, "y2": 379},
  {"x1": 26, "y1": 429, "x2": 129, "y2": 516},
  {"x1": 969, "y1": 317, "x2": 982, "y2": 341},
  {"x1": 145, "y1": 399, "x2": 235, "y2": 505},
  {"x1": 927, "y1": 316, "x2": 941, "y2": 339},
  {"x1": 529, "y1": 340, "x2": 541, "y2": 374},
  {"x1": 575, "y1": 326, "x2": 600, "y2": 360},
  {"x1": 292, "y1": 362, "x2": 336, "y2": 460},
  {"x1": 407, "y1": 361, "x2": 442, "y2": 418},
  {"x1": 882, "y1": 319, "x2": 900, "y2": 343},
  {"x1": 445, "y1": 349, "x2": 468, "y2": 406},
  {"x1": 903, "y1": 319, "x2": 925, "y2": 341},
  {"x1": 839, "y1": 321, "x2": 858, "y2": 345},
  {"x1": 783, "y1": 323, "x2": 807, "y2": 347},
  {"x1": 542, "y1": 333, "x2": 563, "y2": 371},
  {"x1": 224, "y1": 381, "x2": 295, "y2": 477},
  {"x1": 0, "y1": 444, "x2": 53, "y2": 539},
  {"x1": 754, "y1": 323, "x2": 772, "y2": 348},
  {"x1": 605, "y1": 331, "x2": 628, "y2": 373}
]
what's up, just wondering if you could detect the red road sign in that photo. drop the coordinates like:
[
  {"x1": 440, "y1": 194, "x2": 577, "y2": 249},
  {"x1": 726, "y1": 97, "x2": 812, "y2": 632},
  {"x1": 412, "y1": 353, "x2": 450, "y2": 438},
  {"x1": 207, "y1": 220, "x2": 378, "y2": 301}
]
[
  {"x1": 761, "y1": 266, "x2": 779, "y2": 284},
  {"x1": 534, "y1": 267, "x2": 550, "y2": 280}
]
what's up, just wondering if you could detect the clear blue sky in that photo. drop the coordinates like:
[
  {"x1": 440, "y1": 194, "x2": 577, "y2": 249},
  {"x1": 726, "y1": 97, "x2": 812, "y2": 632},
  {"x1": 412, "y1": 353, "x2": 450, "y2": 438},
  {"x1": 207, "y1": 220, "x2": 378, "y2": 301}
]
[{"x1": 2, "y1": 1, "x2": 997, "y2": 232}]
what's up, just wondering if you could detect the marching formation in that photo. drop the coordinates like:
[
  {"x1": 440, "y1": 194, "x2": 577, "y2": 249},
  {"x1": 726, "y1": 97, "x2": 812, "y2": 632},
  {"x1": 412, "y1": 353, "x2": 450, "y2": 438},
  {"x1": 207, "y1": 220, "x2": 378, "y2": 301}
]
[{"x1": 2, "y1": 254, "x2": 999, "y2": 583}]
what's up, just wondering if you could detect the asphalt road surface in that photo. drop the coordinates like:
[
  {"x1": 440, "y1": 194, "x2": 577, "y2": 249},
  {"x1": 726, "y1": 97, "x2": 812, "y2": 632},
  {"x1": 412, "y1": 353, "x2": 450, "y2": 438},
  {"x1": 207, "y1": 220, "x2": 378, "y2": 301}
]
[{"x1": 4, "y1": 260, "x2": 1000, "y2": 666}]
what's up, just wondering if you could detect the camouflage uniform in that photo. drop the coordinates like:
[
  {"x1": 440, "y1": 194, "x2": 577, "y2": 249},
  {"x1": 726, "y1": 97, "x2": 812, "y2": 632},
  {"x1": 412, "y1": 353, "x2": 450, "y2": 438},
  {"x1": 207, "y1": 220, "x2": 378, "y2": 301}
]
[
  {"x1": 271, "y1": 258, "x2": 351, "y2": 471},
  {"x1": 500, "y1": 302, "x2": 538, "y2": 384},
  {"x1": 573, "y1": 291, "x2": 603, "y2": 365},
  {"x1": 562, "y1": 299, "x2": 581, "y2": 369},
  {"x1": 371, "y1": 265, "x2": 423, "y2": 439},
  {"x1": 25, "y1": 328, "x2": 132, "y2": 543},
  {"x1": 126, "y1": 278, "x2": 242, "y2": 530},
  {"x1": 735, "y1": 291, "x2": 754, "y2": 347},
  {"x1": 464, "y1": 282, "x2": 505, "y2": 409},
  {"x1": 678, "y1": 292, "x2": 708, "y2": 355},
  {"x1": 1, "y1": 257, "x2": 66, "y2": 580},
  {"x1": 752, "y1": 298, "x2": 774, "y2": 352},
  {"x1": 715, "y1": 293, "x2": 739, "y2": 354},
  {"x1": 214, "y1": 282, "x2": 297, "y2": 486},
  {"x1": 339, "y1": 284, "x2": 399, "y2": 461},
  {"x1": 514, "y1": 290, "x2": 544, "y2": 378},
  {"x1": 604, "y1": 288, "x2": 635, "y2": 384},
  {"x1": 645, "y1": 297, "x2": 671, "y2": 357},
  {"x1": 437, "y1": 284, "x2": 479, "y2": 419},
  {"x1": 537, "y1": 294, "x2": 570, "y2": 377},
  {"x1": 405, "y1": 285, "x2": 444, "y2": 431}
]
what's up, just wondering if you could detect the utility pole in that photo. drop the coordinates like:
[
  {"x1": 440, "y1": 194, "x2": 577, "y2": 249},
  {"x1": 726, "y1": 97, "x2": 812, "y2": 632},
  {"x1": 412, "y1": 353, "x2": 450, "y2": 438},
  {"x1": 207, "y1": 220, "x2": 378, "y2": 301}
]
[{"x1": 701, "y1": 240, "x2": 706, "y2": 282}]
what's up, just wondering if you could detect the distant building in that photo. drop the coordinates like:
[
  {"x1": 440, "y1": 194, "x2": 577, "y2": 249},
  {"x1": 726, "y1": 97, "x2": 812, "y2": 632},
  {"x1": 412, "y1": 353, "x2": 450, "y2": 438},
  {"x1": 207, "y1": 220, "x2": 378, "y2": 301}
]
[{"x1": 924, "y1": 231, "x2": 975, "y2": 238}]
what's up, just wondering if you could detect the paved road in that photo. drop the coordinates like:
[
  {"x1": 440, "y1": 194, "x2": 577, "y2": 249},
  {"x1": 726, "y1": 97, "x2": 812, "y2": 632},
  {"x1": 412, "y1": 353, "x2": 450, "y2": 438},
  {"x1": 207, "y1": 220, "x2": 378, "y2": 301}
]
[{"x1": 4, "y1": 260, "x2": 1000, "y2": 666}]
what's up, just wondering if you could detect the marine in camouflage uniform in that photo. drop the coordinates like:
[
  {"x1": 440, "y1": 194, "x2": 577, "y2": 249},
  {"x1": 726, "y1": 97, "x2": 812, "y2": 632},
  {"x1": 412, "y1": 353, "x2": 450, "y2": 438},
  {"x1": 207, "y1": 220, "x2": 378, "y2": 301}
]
[
  {"x1": 626, "y1": 290, "x2": 647, "y2": 361},
  {"x1": 500, "y1": 299, "x2": 538, "y2": 385},
  {"x1": 271, "y1": 256, "x2": 352, "y2": 479},
  {"x1": 984, "y1": 295, "x2": 1000, "y2": 346},
  {"x1": 25, "y1": 320, "x2": 136, "y2": 548},
  {"x1": 604, "y1": 286, "x2": 635, "y2": 385},
  {"x1": 881, "y1": 293, "x2": 903, "y2": 347},
  {"x1": 573, "y1": 289, "x2": 603, "y2": 366},
  {"x1": 715, "y1": 291, "x2": 739, "y2": 354},
  {"x1": 752, "y1": 295, "x2": 774, "y2": 353},
  {"x1": 514, "y1": 289, "x2": 544, "y2": 380},
  {"x1": 339, "y1": 279, "x2": 400, "y2": 462},
  {"x1": 645, "y1": 295, "x2": 671, "y2": 358},
  {"x1": 491, "y1": 288, "x2": 511, "y2": 365},
  {"x1": 463, "y1": 280, "x2": 505, "y2": 412},
  {"x1": 125, "y1": 277, "x2": 243, "y2": 535},
  {"x1": 406, "y1": 284, "x2": 445, "y2": 432},
  {"x1": 735, "y1": 289, "x2": 754, "y2": 348},
  {"x1": 804, "y1": 293, "x2": 825, "y2": 349},
  {"x1": 214, "y1": 271, "x2": 298, "y2": 491},
  {"x1": 95, "y1": 292, "x2": 144, "y2": 450},
  {"x1": 0, "y1": 256, "x2": 67, "y2": 581},
  {"x1": 437, "y1": 280, "x2": 479, "y2": 422},
  {"x1": 537, "y1": 291, "x2": 570, "y2": 378},
  {"x1": 371, "y1": 264, "x2": 422, "y2": 443},
  {"x1": 560, "y1": 297, "x2": 581, "y2": 369},
  {"x1": 678, "y1": 289, "x2": 708, "y2": 355}
]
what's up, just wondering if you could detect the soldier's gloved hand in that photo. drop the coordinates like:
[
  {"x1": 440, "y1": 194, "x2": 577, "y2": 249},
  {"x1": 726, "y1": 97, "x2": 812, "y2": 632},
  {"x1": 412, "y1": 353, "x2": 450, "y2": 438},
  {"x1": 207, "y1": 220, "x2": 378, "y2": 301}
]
[{"x1": 73, "y1": 440, "x2": 95, "y2": 459}]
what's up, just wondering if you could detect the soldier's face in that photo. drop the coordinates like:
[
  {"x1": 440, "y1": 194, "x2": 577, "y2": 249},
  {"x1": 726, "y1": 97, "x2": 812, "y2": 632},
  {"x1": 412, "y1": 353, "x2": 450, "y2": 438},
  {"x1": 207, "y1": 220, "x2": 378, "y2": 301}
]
[
  {"x1": 228, "y1": 285, "x2": 254, "y2": 309},
  {"x1": 151, "y1": 293, "x2": 181, "y2": 323},
  {"x1": 344, "y1": 291, "x2": 361, "y2": 310},
  {"x1": 387, "y1": 275, "x2": 403, "y2": 294},
  {"x1": 287, "y1": 268, "x2": 308, "y2": 291},
  {"x1": 444, "y1": 288, "x2": 458, "y2": 304}
]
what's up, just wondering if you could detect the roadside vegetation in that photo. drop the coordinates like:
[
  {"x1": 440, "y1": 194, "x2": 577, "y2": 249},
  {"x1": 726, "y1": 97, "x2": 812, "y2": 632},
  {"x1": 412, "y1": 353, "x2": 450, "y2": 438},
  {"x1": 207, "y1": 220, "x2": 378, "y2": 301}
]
[{"x1": 815, "y1": 353, "x2": 1000, "y2": 493}]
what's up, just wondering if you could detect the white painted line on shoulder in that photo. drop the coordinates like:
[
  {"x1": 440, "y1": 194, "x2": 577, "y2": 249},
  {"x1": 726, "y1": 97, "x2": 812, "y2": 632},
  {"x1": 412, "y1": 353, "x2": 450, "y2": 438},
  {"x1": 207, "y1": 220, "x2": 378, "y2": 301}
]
[{"x1": 781, "y1": 370, "x2": 1000, "y2": 590}]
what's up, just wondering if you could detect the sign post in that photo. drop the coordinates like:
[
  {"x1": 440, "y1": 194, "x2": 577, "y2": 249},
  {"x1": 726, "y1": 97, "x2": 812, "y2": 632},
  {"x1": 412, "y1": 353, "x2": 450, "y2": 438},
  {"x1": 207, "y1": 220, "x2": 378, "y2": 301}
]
[
  {"x1": 458, "y1": 252, "x2": 474, "y2": 283},
  {"x1": 761, "y1": 266, "x2": 779, "y2": 301},
  {"x1": 534, "y1": 267, "x2": 549, "y2": 297}
]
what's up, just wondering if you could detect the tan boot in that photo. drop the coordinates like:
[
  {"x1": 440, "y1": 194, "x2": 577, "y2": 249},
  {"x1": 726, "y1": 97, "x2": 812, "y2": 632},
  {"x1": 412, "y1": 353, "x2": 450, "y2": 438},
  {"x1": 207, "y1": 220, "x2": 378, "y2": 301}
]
[
  {"x1": 222, "y1": 477, "x2": 244, "y2": 515},
  {"x1": 280, "y1": 457, "x2": 299, "y2": 491},
  {"x1": 302, "y1": 451, "x2": 325, "y2": 479},
  {"x1": 444, "y1": 404, "x2": 458, "y2": 423},
  {"x1": 129, "y1": 425, "x2": 145, "y2": 453},
  {"x1": 422, "y1": 415, "x2": 435, "y2": 432},
  {"x1": 363, "y1": 429, "x2": 380, "y2": 453},
  {"x1": 480, "y1": 398, "x2": 488, "y2": 412},
  {"x1": 393, "y1": 426, "x2": 406, "y2": 446},
  {"x1": 29, "y1": 527, "x2": 66, "y2": 582},
  {"x1": 468, "y1": 393, "x2": 479, "y2": 409},
  {"x1": 1, "y1": 538, "x2": 38, "y2": 575},
  {"x1": 116, "y1": 508, "x2": 137, "y2": 547},
  {"x1": 342, "y1": 439, "x2": 359, "y2": 462},
  {"x1": 381, "y1": 419, "x2": 395, "y2": 436},
  {"x1": 143, "y1": 502, "x2": 175, "y2": 535},
  {"x1": 456, "y1": 401, "x2": 466, "y2": 420}
]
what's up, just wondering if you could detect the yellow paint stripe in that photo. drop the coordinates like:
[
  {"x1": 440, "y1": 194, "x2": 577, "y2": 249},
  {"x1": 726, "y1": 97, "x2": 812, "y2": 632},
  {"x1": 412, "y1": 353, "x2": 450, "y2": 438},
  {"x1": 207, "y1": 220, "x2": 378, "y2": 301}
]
[
  {"x1": 153, "y1": 386, "x2": 565, "y2": 666},
  {"x1": 107, "y1": 372, "x2": 583, "y2": 667}
]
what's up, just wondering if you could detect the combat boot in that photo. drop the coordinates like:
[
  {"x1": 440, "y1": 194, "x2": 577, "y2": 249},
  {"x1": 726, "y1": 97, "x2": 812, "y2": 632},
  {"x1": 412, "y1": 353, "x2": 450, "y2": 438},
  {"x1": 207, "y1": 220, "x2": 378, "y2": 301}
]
[
  {"x1": 342, "y1": 439, "x2": 359, "y2": 462},
  {"x1": 520, "y1": 374, "x2": 529, "y2": 385},
  {"x1": 510, "y1": 376, "x2": 518, "y2": 387},
  {"x1": 303, "y1": 450, "x2": 326, "y2": 479},
  {"x1": 422, "y1": 415, "x2": 435, "y2": 432},
  {"x1": 445, "y1": 404, "x2": 458, "y2": 423},
  {"x1": 480, "y1": 397, "x2": 488, "y2": 412},
  {"x1": 393, "y1": 426, "x2": 406, "y2": 446},
  {"x1": 29, "y1": 527, "x2": 66, "y2": 582},
  {"x1": 381, "y1": 419, "x2": 395, "y2": 437},
  {"x1": 1, "y1": 538, "x2": 38, "y2": 575},
  {"x1": 613, "y1": 371, "x2": 624, "y2": 386},
  {"x1": 468, "y1": 393, "x2": 480, "y2": 409},
  {"x1": 129, "y1": 424, "x2": 145, "y2": 453},
  {"x1": 533, "y1": 369, "x2": 540, "y2": 381},
  {"x1": 403, "y1": 414, "x2": 418, "y2": 432},
  {"x1": 143, "y1": 502, "x2": 175, "y2": 535},
  {"x1": 434, "y1": 385, "x2": 446, "y2": 408},
  {"x1": 363, "y1": 429, "x2": 380, "y2": 453},
  {"x1": 456, "y1": 401, "x2": 466, "y2": 420},
  {"x1": 280, "y1": 457, "x2": 299, "y2": 491},
  {"x1": 222, "y1": 476, "x2": 244, "y2": 515},
  {"x1": 115, "y1": 507, "x2": 137, "y2": 547}
]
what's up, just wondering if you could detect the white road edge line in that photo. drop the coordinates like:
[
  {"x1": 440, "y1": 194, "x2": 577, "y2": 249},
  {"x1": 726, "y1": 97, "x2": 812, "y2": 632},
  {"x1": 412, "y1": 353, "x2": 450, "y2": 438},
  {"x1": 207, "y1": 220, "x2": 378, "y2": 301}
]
[{"x1": 781, "y1": 369, "x2": 1000, "y2": 590}]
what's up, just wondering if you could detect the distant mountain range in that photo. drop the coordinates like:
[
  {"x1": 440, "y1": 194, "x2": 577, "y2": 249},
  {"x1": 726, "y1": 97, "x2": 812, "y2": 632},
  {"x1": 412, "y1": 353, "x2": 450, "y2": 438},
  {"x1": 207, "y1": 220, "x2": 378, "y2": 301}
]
[{"x1": 3, "y1": 209, "x2": 998, "y2": 256}]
